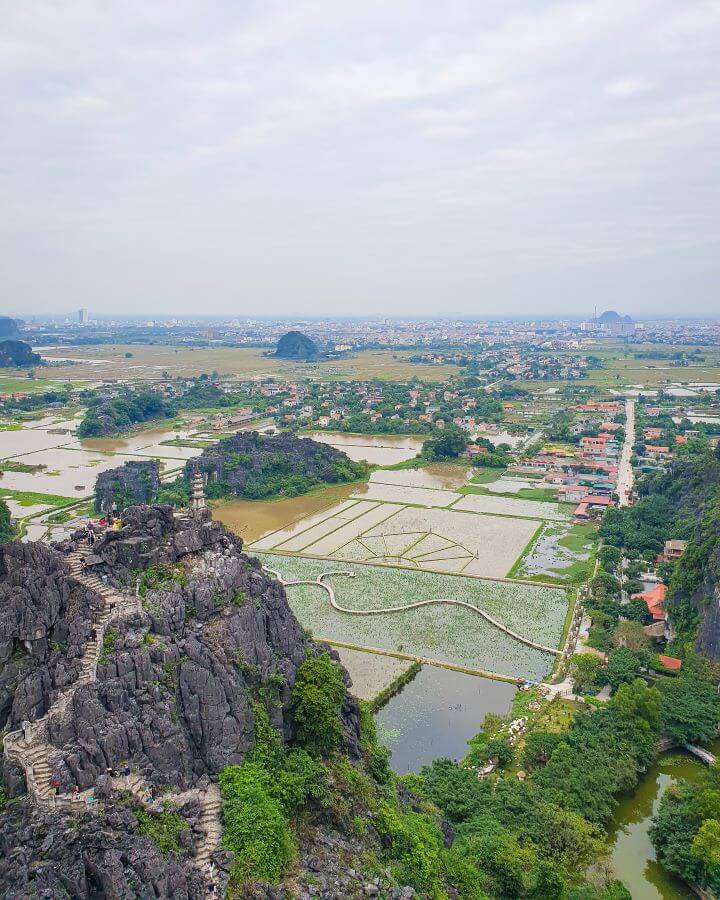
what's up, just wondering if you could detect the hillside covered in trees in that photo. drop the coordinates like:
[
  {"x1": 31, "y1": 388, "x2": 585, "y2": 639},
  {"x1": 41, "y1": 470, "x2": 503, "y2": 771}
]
[
  {"x1": 273, "y1": 330, "x2": 319, "y2": 360},
  {"x1": 599, "y1": 442, "x2": 720, "y2": 655}
]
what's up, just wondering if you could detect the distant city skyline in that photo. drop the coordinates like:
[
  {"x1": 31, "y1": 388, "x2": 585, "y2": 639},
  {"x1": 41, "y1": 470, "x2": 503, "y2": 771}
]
[{"x1": 2, "y1": 1, "x2": 719, "y2": 317}]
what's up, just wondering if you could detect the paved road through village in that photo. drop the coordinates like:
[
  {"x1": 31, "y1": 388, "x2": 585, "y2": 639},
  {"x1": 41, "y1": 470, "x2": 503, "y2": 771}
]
[{"x1": 617, "y1": 397, "x2": 635, "y2": 506}]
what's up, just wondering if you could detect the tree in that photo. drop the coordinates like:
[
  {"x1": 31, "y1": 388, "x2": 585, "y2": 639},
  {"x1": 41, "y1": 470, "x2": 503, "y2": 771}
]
[
  {"x1": 291, "y1": 653, "x2": 346, "y2": 756},
  {"x1": 0, "y1": 498, "x2": 12, "y2": 544},
  {"x1": 598, "y1": 545, "x2": 622, "y2": 573},
  {"x1": 422, "y1": 424, "x2": 468, "y2": 459},
  {"x1": 569, "y1": 654, "x2": 601, "y2": 693},
  {"x1": 613, "y1": 620, "x2": 650, "y2": 652},
  {"x1": 691, "y1": 819, "x2": 720, "y2": 874},
  {"x1": 659, "y1": 673, "x2": 720, "y2": 745},
  {"x1": 606, "y1": 648, "x2": 642, "y2": 692},
  {"x1": 522, "y1": 731, "x2": 562, "y2": 771},
  {"x1": 591, "y1": 571, "x2": 621, "y2": 599}
]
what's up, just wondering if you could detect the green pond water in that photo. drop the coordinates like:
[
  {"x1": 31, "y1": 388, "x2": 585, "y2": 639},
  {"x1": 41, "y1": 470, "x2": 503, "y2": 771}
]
[{"x1": 608, "y1": 751, "x2": 708, "y2": 899}]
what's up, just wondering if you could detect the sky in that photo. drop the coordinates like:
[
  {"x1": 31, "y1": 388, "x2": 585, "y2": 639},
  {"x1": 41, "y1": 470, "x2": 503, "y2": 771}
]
[{"x1": 2, "y1": 1, "x2": 719, "y2": 319}]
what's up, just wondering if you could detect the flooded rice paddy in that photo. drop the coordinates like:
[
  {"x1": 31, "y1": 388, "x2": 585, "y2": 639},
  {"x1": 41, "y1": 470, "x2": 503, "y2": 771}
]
[
  {"x1": 335, "y1": 648, "x2": 414, "y2": 701},
  {"x1": 302, "y1": 432, "x2": 422, "y2": 465},
  {"x1": 214, "y1": 483, "x2": 364, "y2": 544}
]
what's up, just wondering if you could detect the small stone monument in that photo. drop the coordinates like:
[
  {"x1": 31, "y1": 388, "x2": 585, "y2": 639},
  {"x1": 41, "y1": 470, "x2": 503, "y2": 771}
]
[{"x1": 190, "y1": 470, "x2": 206, "y2": 512}]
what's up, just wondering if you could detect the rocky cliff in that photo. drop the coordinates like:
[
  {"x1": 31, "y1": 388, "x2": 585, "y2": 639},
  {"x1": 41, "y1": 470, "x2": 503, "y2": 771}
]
[
  {"x1": 0, "y1": 339, "x2": 41, "y2": 368},
  {"x1": 0, "y1": 505, "x2": 363, "y2": 897},
  {"x1": 94, "y1": 459, "x2": 161, "y2": 514}
]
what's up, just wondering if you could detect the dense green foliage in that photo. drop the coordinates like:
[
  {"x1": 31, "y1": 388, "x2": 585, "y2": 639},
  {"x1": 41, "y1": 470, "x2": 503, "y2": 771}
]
[
  {"x1": 651, "y1": 763, "x2": 720, "y2": 894},
  {"x1": 415, "y1": 680, "x2": 670, "y2": 896},
  {"x1": 134, "y1": 806, "x2": 189, "y2": 855},
  {"x1": 189, "y1": 431, "x2": 367, "y2": 501},
  {"x1": 597, "y1": 442, "x2": 720, "y2": 646},
  {"x1": 274, "y1": 330, "x2": 319, "y2": 360},
  {"x1": 78, "y1": 388, "x2": 175, "y2": 437},
  {"x1": 291, "y1": 653, "x2": 346, "y2": 756},
  {"x1": 656, "y1": 663, "x2": 720, "y2": 744},
  {"x1": 422, "y1": 424, "x2": 469, "y2": 459},
  {"x1": 0, "y1": 498, "x2": 13, "y2": 544}
]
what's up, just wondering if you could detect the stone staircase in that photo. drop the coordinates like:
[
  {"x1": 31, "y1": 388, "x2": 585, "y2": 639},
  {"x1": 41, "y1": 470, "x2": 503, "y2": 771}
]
[
  {"x1": 2, "y1": 539, "x2": 224, "y2": 883},
  {"x1": 195, "y1": 784, "x2": 224, "y2": 867}
]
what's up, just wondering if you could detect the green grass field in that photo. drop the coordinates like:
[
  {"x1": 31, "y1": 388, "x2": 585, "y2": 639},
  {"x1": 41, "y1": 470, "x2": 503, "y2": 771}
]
[{"x1": 37, "y1": 345, "x2": 460, "y2": 383}]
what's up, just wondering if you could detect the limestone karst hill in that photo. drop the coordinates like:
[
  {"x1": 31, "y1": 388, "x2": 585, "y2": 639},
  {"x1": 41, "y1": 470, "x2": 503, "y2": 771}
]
[{"x1": 0, "y1": 505, "x2": 361, "y2": 897}]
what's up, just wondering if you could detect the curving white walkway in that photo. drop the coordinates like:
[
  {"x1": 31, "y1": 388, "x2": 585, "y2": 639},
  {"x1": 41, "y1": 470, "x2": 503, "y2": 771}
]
[{"x1": 263, "y1": 566, "x2": 561, "y2": 656}]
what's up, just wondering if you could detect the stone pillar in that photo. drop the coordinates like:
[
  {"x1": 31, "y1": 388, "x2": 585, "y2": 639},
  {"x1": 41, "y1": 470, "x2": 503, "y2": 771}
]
[{"x1": 190, "y1": 471, "x2": 206, "y2": 512}]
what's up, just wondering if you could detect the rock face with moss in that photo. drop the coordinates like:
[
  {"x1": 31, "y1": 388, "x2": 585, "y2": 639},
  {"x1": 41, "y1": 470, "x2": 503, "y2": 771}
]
[
  {"x1": 185, "y1": 430, "x2": 366, "y2": 499},
  {"x1": 94, "y1": 458, "x2": 161, "y2": 513}
]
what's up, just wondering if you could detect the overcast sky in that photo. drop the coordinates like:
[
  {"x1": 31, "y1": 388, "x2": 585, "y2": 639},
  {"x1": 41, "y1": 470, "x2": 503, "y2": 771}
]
[{"x1": 2, "y1": 1, "x2": 719, "y2": 319}]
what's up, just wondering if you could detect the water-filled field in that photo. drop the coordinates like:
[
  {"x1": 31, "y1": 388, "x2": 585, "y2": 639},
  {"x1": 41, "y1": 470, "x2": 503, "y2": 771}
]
[
  {"x1": 249, "y1": 498, "x2": 541, "y2": 577},
  {"x1": 255, "y1": 552, "x2": 567, "y2": 680}
]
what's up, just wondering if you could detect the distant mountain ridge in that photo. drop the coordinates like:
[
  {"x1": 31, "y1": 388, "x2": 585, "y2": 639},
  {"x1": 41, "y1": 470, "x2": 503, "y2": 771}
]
[{"x1": 598, "y1": 310, "x2": 634, "y2": 325}]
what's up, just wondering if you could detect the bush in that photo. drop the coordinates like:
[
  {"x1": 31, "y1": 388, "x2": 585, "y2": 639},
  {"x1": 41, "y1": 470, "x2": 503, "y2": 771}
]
[
  {"x1": 220, "y1": 764, "x2": 295, "y2": 884},
  {"x1": 291, "y1": 653, "x2": 346, "y2": 756},
  {"x1": 134, "y1": 806, "x2": 188, "y2": 856}
]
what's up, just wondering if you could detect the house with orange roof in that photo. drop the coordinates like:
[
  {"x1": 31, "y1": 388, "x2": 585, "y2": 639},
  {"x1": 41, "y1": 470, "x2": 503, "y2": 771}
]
[{"x1": 632, "y1": 583, "x2": 667, "y2": 621}]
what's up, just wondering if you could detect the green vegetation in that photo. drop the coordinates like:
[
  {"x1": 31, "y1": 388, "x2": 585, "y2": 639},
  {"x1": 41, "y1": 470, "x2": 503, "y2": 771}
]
[
  {"x1": 651, "y1": 762, "x2": 720, "y2": 895},
  {"x1": 188, "y1": 431, "x2": 368, "y2": 502},
  {"x1": 291, "y1": 652, "x2": 346, "y2": 756},
  {"x1": 599, "y1": 441, "x2": 720, "y2": 647},
  {"x1": 422, "y1": 424, "x2": 469, "y2": 460},
  {"x1": 368, "y1": 661, "x2": 422, "y2": 713},
  {"x1": 137, "y1": 563, "x2": 188, "y2": 597},
  {"x1": 0, "y1": 489, "x2": 76, "y2": 508},
  {"x1": 0, "y1": 498, "x2": 12, "y2": 544},
  {"x1": 134, "y1": 806, "x2": 188, "y2": 855}
]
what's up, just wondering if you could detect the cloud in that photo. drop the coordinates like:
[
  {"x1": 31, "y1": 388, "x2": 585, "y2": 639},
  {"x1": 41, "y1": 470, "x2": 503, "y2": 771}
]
[
  {"x1": 0, "y1": 0, "x2": 718, "y2": 316},
  {"x1": 605, "y1": 77, "x2": 654, "y2": 97}
]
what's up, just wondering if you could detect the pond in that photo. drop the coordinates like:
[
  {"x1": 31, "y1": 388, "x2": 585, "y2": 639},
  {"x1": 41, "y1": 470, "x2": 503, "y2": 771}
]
[
  {"x1": 607, "y1": 752, "x2": 706, "y2": 899},
  {"x1": 375, "y1": 666, "x2": 515, "y2": 773}
]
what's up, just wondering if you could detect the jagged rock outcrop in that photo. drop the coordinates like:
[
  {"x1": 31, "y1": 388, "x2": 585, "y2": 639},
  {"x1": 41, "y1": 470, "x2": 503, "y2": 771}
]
[
  {"x1": 0, "y1": 541, "x2": 96, "y2": 730},
  {"x1": 94, "y1": 459, "x2": 161, "y2": 514},
  {"x1": 0, "y1": 504, "x2": 361, "y2": 896},
  {"x1": 186, "y1": 430, "x2": 364, "y2": 499},
  {"x1": 0, "y1": 798, "x2": 206, "y2": 898}
]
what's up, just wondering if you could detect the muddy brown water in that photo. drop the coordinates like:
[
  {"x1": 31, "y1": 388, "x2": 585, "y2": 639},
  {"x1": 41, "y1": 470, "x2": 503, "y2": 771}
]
[{"x1": 214, "y1": 482, "x2": 367, "y2": 544}]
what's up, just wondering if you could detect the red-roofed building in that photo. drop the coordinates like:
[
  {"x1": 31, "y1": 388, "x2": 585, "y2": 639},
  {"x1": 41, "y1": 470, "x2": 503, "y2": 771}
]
[
  {"x1": 657, "y1": 654, "x2": 682, "y2": 671},
  {"x1": 632, "y1": 583, "x2": 667, "y2": 621}
]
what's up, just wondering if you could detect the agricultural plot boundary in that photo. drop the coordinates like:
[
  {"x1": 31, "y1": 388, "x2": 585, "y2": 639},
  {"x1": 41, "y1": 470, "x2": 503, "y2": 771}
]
[{"x1": 257, "y1": 545, "x2": 566, "y2": 592}]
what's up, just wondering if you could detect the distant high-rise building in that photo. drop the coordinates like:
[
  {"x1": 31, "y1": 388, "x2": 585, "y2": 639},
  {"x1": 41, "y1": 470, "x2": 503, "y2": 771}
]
[{"x1": 78, "y1": 307, "x2": 89, "y2": 324}]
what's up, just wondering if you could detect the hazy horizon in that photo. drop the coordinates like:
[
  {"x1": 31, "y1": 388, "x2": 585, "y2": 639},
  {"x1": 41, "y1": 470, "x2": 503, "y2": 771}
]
[{"x1": 3, "y1": 1, "x2": 719, "y2": 318}]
